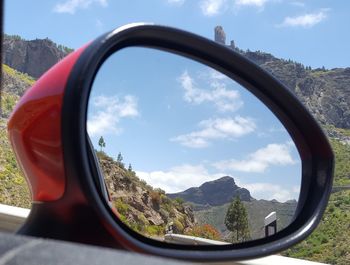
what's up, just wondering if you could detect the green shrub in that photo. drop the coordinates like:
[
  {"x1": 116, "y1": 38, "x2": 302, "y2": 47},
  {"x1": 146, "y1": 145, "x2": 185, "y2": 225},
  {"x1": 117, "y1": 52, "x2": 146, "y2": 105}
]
[
  {"x1": 173, "y1": 219, "x2": 184, "y2": 234},
  {"x1": 137, "y1": 213, "x2": 149, "y2": 226},
  {"x1": 114, "y1": 198, "x2": 129, "y2": 216},
  {"x1": 145, "y1": 225, "x2": 164, "y2": 236},
  {"x1": 186, "y1": 224, "x2": 221, "y2": 241},
  {"x1": 174, "y1": 197, "x2": 184, "y2": 205}
]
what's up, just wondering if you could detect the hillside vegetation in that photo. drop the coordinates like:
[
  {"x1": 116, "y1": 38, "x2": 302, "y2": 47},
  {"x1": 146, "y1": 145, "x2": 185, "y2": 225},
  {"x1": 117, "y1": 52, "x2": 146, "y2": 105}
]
[
  {"x1": 0, "y1": 64, "x2": 33, "y2": 207},
  {"x1": 283, "y1": 130, "x2": 350, "y2": 265},
  {"x1": 194, "y1": 199, "x2": 296, "y2": 240},
  {"x1": 2, "y1": 64, "x2": 35, "y2": 118},
  {"x1": 283, "y1": 190, "x2": 350, "y2": 265},
  {"x1": 0, "y1": 118, "x2": 31, "y2": 208},
  {"x1": 330, "y1": 138, "x2": 350, "y2": 186}
]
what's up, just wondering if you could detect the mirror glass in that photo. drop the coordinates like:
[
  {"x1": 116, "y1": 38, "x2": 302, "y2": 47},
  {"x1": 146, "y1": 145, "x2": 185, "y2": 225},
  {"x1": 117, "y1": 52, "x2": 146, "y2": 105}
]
[{"x1": 87, "y1": 47, "x2": 301, "y2": 245}]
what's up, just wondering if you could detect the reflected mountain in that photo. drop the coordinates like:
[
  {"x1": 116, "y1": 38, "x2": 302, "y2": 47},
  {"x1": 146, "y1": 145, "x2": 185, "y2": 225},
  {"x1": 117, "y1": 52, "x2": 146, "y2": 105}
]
[
  {"x1": 167, "y1": 176, "x2": 297, "y2": 240},
  {"x1": 167, "y1": 176, "x2": 252, "y2": 206}
]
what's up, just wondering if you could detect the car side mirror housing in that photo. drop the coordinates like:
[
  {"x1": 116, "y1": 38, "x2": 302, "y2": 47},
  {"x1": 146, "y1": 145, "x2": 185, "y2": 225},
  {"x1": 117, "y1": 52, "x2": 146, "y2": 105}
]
[{"x1": 8, "y1": 24, "x2": 334, "y2": 261}]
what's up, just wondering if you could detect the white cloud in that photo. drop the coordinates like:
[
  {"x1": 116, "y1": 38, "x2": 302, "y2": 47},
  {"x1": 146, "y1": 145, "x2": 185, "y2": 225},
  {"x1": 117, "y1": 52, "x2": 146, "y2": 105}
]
[
  {"x1": 278, "y1": 10, "x2": 329, "y2": 28},
  {"x1": 136, "y1": 164, "x2": 224, "y2": 193},
  {"x1": 171, "y1": 116, "x2": 256, "y2": 148},
  {"x1": 200, "y1": 0, "x2": 275, "y2": 16},
  {"x1": 213, "y1": 143, "x2": 296, "y2": 173},
  {"x1": 237, "y1": 182, "x2": 299, "y2": 202},
  {"x1": 179, "y1": 71, "x2": 243, "y2": 112},
  {"x1": 167, "y1": 0, "x2": 185, "y2": 6},
  {"x1": 234, "y1": 0, "x2": 269, "y2": 8},
  {"x1": 87, "y1": 95, "x2": 138, "y2": 137},
  {"x1": 290, "y1": 1, "x2": 305, "y2": 8},
  {"x1": 200, "y1": 0, "x2": 227, "y2": 16},
  {"x1": 53, "y1": 0, "x2": 108, "y2": 14}
]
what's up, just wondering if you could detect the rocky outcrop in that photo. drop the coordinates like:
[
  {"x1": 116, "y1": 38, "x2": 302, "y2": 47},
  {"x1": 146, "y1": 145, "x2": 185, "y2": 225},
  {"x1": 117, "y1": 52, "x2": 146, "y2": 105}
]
[
  {"x1": 214, "y1": 26, "x2": 350, "y2": 129},
  {"x1": 98, "y1": 154, "x2": 195, "y2": 233},
  {"x1": 3, "y1": 35, "x2": 72, "y2": 78},
  {"x1": 214, "y1": 26, "x2": 226, "y2": 45},
  {"x1": 239, "y1": 50, "x2": 350, "y2": 129},
  {"x1": 167, "y1": 176, "x2": 253, "y2": 206}
]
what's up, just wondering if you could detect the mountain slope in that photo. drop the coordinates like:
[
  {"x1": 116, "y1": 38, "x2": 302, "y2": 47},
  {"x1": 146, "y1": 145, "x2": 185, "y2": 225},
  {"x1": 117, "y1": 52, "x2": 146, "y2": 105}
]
[
  {"x1": 1, "y1": 64, "x2": 35, "y2": 118},
  {"x1": 0, "y1": 64, "x2": 34, "y2": 207},
  {"x1": 239, "y1": 49, "x2": 350, "y2": 129},
  {"x1": 97, "y1": 152, "x2": 195, "y2": 237},
  {"x1": 284, "y1": 190, "x2": 350, "y2": 264},
  {"x1": 0, "y1": 118, "x2": 31, "y2": 208},
  {"x1": 282, "y1": 133, "x2": 350, "y2": 264}
]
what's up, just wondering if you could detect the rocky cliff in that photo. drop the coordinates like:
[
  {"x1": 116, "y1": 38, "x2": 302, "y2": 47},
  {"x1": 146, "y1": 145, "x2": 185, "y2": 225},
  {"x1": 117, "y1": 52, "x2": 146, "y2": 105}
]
[
  {"x1": 167, "y1": 176, "x2": 252, "y2": 206},
  {"x1": 2, "y1": 35, "x2": 72, "y2": 78}
]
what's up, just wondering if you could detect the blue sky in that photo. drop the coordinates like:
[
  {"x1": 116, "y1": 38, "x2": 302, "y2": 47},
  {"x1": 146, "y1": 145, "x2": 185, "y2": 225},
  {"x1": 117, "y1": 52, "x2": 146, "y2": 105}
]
[{"x1": 5, "y1": 0, "x2": 347, "y2": 201}]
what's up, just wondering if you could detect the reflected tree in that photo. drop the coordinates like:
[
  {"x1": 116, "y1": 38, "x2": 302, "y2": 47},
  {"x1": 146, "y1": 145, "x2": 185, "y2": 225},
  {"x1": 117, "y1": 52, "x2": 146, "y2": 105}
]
[
  {"x1": 117, "y1": 152, "x2": 124, "y2": 168},
  {"x1": 225, "y1": 197, "x2": 250, "y2": 243},
  {"x1": 98, "y1": 136, "x2": 106, "y2": 152}
]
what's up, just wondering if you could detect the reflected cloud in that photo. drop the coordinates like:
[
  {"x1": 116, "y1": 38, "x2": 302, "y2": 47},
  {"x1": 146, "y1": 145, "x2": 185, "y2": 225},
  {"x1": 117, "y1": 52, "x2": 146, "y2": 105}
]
[
  {"x1": 213, "y1": 142, "x2": 296, "y2": 173},
  {"x1": 136, "y1": 164, "x2": 225, "y2": 193},
  {"x1": 237, "y1": 181, "x2": 299, "y2": 202},
  {"x1": 179, "y1": 71, "x2": 243, "y2": 112},
  {"x1": 171, "y1": 116, "x2": 256, "y2": 148},
  {"x1": 87, "y1": 95, "x2": 138, "y2": 137}
]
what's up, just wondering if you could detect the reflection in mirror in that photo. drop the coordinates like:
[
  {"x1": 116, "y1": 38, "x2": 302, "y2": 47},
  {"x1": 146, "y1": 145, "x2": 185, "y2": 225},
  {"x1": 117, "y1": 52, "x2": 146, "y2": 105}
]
[{"x1": 87, "y1": 47, "x2": 301, "y2": 245}]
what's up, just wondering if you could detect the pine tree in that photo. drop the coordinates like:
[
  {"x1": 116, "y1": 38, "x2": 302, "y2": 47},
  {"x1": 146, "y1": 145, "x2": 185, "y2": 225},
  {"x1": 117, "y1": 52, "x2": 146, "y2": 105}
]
[
  {"x1": 128, "y1": 163, "x2": 132, "y2": 172},
  {"x1": 117, "y1": 152, "x2": 124, "y2": 167},
  {"x1": 224, "y1": 196, "x2": 250, "y2": 243},
  {"x1": 98, "y1": 136, "x2": 106, "y2": 152}
]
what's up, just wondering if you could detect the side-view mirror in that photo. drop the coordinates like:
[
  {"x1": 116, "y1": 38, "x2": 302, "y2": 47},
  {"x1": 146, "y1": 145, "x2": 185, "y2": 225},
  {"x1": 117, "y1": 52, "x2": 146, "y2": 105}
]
[{"x1": 7, "y1": 24, "x2": 333, "y2": 261}]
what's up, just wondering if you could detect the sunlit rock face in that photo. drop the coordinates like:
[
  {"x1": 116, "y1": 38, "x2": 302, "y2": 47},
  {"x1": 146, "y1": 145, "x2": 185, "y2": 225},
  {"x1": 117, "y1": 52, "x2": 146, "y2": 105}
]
[
  {"x1": 215, "y1": 26, "x2": 350, "y2": 130},
  {"x1": 3, "y1": 35, "x2": 71, "y2": 78}
]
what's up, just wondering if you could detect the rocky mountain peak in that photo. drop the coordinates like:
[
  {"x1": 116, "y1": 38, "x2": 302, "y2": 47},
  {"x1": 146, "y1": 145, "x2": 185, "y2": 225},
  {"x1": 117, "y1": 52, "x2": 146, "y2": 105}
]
[{"x1": 167, "y1": 176, "x2": 252, "y2": 206}]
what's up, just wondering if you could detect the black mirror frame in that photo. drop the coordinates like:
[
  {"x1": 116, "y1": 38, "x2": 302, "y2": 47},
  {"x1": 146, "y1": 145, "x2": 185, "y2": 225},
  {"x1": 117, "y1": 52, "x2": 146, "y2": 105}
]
[{"x1": 61, "y1": 23, "x2": 333, "y2": 261}]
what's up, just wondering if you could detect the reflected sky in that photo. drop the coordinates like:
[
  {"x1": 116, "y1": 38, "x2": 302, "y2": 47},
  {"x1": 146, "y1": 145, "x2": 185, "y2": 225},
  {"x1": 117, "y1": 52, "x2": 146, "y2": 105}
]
[{"x1": 87, "y1": 47, "x2": 301, "y2": 202}]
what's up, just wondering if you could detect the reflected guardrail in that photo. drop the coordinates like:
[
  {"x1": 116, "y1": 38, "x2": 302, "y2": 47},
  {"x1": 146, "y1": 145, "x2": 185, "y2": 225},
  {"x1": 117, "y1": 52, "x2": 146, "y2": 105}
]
[{"x1": 164, "y1": 233, "x2": 230, "y2": 245}]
